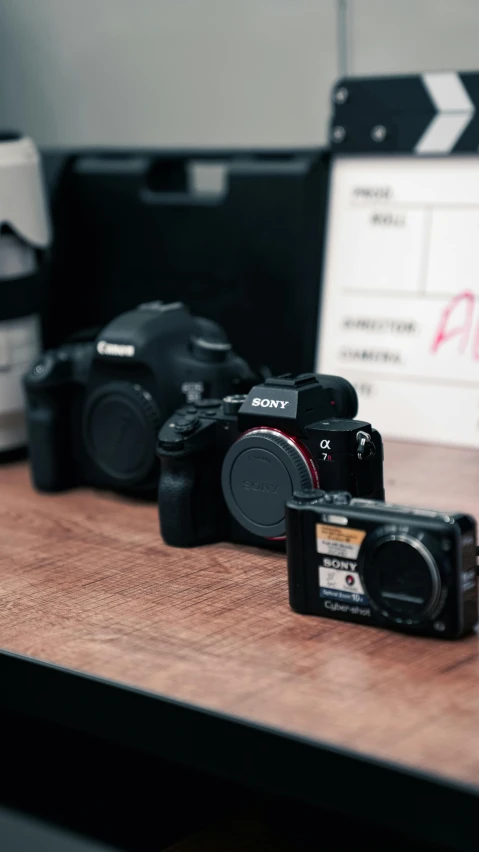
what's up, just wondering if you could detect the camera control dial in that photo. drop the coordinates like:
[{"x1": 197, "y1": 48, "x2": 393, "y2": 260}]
[{"x1": 84, "y1": 381, "x2": 161, "y2": 485}]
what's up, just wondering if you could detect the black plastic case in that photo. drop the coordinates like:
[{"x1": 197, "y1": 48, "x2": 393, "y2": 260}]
[{"x1": 42, "y1": 149, "x2": 329, "y2": 376}]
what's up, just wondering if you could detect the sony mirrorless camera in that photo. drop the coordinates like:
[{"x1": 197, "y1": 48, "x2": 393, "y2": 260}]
[
  {"x1": 157, "y1": 372, "x2": 384, "y2": 548},
  {"x1": 286, "y1": 491, "x2": 478, "y2": 639},
  {"x1": 24, "y1": 301, "x2": 257, "y2": 494}
]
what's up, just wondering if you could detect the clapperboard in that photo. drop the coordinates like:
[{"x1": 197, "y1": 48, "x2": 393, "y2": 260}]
[{"x1": 316, "y1": 72, "x2": 479, "y2": 448}]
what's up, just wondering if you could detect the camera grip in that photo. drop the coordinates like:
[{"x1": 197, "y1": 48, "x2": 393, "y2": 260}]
[
  {"x1": 26, "y1": 393, "x2": 69, "y2": 491},
  {"x1": 285, "y1": 503, "x2": 309, "y2": 614},
  {"x1": 158, "y1": 456, "x2": 197, "y2": 547},
  {"x1": 158, "y1": 451, "x2": 223, "y2": 547}
]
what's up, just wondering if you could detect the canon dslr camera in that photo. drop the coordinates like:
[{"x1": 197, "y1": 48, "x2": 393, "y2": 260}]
[
  {"x1": 286, "y1": 491, "x2": 477, "y2": 638},
  {"x1": 157, "y1": 372, "x2": 384, "y2": 548},
  {"x1": 24, "y1": 301, "x2": 257, "y2": 494}
]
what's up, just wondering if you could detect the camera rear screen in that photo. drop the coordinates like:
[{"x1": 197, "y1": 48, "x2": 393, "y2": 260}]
[{"x1": 316, "y1": 155, "x2": 479, "y2": 449}]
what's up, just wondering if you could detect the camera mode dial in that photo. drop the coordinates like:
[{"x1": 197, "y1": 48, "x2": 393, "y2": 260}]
[
  {"x1": 84, "y1": 381, "x2": 161, "y2": 485},
  {"x1": 356, "y1": 431, "x2": 376, "y2": 461},
  {"x1": 27, "y1": 351, "x2": 70, "y2": 384},
  {"x1": 221, "y1": 427, "x2": 319, "y2": 538},
  {"x1": 190, "y1": 335, "x2": 232, "y2": 363},
  {"x1": 223, "y1": 394, "x2": 247, "y2": 415}
]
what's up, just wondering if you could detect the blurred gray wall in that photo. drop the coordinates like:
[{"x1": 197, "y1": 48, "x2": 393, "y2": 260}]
[
  {"x1": 351, "y1": 0, "x2": 479, "y2": 76},
  {"x1": 0, "y1": 0, "x2": 479, "y2": 149},
  {"x1": 0, "y1": 0, "x2": 337, "y2": 147}
]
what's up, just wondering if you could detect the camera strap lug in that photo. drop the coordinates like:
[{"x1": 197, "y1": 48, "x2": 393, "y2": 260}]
[{"x1": 357, "y1": 430, "x2": 376, "y2": 461}]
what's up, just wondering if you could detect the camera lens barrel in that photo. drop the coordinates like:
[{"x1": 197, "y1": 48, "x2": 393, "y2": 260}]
[{"x1": 360, "y1": 530, "x2": 443, "y2": 624}]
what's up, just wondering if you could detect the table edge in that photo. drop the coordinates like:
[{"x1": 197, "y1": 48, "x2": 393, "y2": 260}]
[{"x1": 1, "y1": 649, "x2": 477, "y2": 851}]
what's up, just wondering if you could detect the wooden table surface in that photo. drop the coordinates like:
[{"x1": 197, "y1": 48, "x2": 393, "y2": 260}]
[{"x1": 1, "y1": 441, "x2": 479, "y2": 790}]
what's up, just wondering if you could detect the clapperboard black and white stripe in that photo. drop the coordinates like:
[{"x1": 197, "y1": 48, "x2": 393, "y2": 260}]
[{"x1": 330, "y1": 71, "x2": 479, "y2": 154}]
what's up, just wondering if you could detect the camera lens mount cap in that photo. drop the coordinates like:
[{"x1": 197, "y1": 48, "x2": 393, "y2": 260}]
[
  {"x1": 221, "y1": 428, "x2": 317, "y2": 538},
  {"x1": 84, "y1": 381, "x2": 161, "y2": 485}
]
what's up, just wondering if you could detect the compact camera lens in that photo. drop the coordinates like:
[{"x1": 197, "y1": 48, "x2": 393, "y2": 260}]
[
  {"x1": 361, "y1": 533, "x2": 442, "y2": 624},
  {"x1": 221, "y1": 428, "x2": 318, "y2": 538}
]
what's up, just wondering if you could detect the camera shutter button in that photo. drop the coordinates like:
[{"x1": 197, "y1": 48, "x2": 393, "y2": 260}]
[
  {"x1": 331, "y1": 491, "x2": 352, "y2": 505},
  {"x1": 293, "y1": 489, "x2": 327, "y2": 505},
  {"x1": 174, "y1": 414, "x2": 199, "y2": 435}
]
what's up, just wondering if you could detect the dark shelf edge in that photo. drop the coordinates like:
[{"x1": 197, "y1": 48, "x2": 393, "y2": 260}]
[{"x1": 1, "y1": 650, "x2": 477, "y2": 851}]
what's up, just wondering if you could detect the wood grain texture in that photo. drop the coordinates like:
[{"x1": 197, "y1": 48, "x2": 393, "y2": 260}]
[{"x1": 1, "y1": 440, "x2": 479, "y2": 787}]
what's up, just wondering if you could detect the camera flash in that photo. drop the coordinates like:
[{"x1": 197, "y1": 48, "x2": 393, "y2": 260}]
[{"x1": 322, "y1": 514, "x2": 349, "y2": 525}]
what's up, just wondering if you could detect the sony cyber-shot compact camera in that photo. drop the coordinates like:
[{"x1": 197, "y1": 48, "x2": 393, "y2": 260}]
[
  {"x1": 286, "y1": 491, "x2": 478, "y2": 639},
  {"x1": 24, "y1": 301, "x2": 257, "y2": 494},
  {"x1": 157, "y1": 372, "x2": 384, "y2": 548}
]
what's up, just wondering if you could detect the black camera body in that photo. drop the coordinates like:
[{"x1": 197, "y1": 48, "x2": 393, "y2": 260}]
[
  {"x1": 24, "y1": 301, "x2": 257, "y2": 494},
  {"x1": 286, "y1": 491, "x2": 478, "y2": 639},
  {"x1": 157, "y1": 373, "x2": 384, "y2": 548}
]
